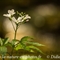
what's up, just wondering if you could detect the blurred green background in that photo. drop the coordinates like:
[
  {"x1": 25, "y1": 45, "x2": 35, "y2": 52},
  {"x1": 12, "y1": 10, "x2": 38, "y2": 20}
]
[{"x1": 0, "y1": 0, "x2": 60, "y2": 57}]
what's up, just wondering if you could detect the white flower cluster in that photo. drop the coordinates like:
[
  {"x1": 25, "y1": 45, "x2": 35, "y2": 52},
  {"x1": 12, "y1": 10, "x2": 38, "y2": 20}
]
[
  {"x1": 3, "y1": 9, "x2": 15, "y2": 17},
  {"x1": 3, "y1": 9, "x2": 31, "y2": 24}
]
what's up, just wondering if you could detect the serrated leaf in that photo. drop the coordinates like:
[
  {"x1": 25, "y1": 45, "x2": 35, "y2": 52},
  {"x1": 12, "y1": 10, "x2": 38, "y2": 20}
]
[
  {"x1": 27, "y1": 42, "x2": 45, "y2": 46},
  {"x1": 0, "y1": 38, "x2": 3, "y2": 46},
  {"x1": 27, "y1": 46, "x2": 44, "y2": 54},
  {"x1": 25, "y1": 46, "x2": 34, "y2": 52},
  {"x1": 0, "y1": 46, "x2": 7, "y2": 55},
  {"x1": 20, "y1": 36, "x2": 33, "y2": 44}
]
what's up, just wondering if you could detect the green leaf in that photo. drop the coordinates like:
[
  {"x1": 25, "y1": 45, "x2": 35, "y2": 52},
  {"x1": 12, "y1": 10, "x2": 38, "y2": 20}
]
[
  {"x1": 3, "y1": 37, "x2": 9, "y2": 45},
  {"x1": 7, "y1": 42, "x2": 12, "y2": 47},
  {"x1": 25, "y1": 46, "x2": 34, "y2": 52},
  {"x1": 14, "y1": 43, "x2": 23, "y2": 50},
  {"x1": 26, "y1": 46, "x2": 44, "y2": 54},
  {"x1": 10, "y1": 39, "x2": 19, "y2": 46},
  {"x1": 0, "y1": 38, "x2": 3, "y2": 46},
  {"x1": 20, "y1": 36, "x2": 33, "y2": 44},
  {"x1": 20, "y1": 36, "x2": 32, "y2": 50},
  {"x1": 27, "y1": 42, "x2": 45, "y2": 46},
  {"x1": 0, "y1": 46, "x2": 7, "y2": 55}
]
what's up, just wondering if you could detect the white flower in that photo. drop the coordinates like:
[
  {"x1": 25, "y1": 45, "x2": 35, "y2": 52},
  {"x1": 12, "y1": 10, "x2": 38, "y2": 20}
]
[
  {"x1": 3, "y1": 9, "x2": 15, "y2": 17},
  {"x1": 19, "y1": 14, "x2": 31, "y2": 22},
  {"x1": 11, "y1": 17, "x2": 23, "y2": 24},
  {"x1": 21, "y1": 14, "x2": 31, "y2": 22},
  {"x1": 11, "y1": 14, "x2": 31, "y2": 24},
  {"x1": 24, "y1": 14, "x2": 31, "y2": 20},
  {"x1": 3, "y1": 14, "x2": 11, "y2": 17},
  {"x1": 8, "y1": 9, "x2": 15, "y2": 15}
]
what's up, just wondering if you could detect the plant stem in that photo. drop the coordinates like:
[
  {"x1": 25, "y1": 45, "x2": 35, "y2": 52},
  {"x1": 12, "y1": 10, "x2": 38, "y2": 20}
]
[
  {"x1": 14, "y1": 24, "x2": 18, "y2": 39},
  {"x1": 11, "y1": 21, "x2": 15, "y2": 31}
]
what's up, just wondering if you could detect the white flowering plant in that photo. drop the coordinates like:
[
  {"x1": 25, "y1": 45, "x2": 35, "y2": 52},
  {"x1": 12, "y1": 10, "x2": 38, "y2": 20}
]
[{"x1": 0, "y1": 9, "x2": 44, "y2": 60}]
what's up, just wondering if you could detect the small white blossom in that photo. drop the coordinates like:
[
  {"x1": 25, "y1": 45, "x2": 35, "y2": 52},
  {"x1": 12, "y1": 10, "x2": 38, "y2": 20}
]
[
  {"x1": 19, "y1": 14, "x2": 31, "y2": 22},
  {"x1": 8, "y1": 9, "x2": 15, "y2": 15},
  {"x1": 24, "y1": 14, "x2": 31, "y2": 20},
  {"x1": 17, "y1": 16, "x2": 24, "y2": 22},
  {"x1": 3, "y1": 14, "x2": 11, "y2": 17},
  {"x1": 11, "y1": 14, "x2": 31, "y2": 24},
  {"x1": 3, "y1": 9, "x2": 31, "y2": 24},
  {"x1": 3, "y1": 9, "x2": 15, "y2": 17},
  {"x1": 11, "y1": 17, "x2": 23, "y2": 24},
  {"x1": 21, "y1": 14, "x2": 31, "y2": 22}
]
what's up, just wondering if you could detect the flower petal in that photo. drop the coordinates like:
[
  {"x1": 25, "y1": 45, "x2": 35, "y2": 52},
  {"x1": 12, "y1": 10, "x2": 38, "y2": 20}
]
[
  {"x1": 3, "y1": 14, "x2": 11, "y2": 17},
  {"x1": 24, "y1": 14, "x2": 31, "y2": 20},
  {"x1": 17, "y1": 17, "x2": 23, "y2": 22},
  {"x1": 8, "y1": 9, "x2": 15, "y2": 15}
]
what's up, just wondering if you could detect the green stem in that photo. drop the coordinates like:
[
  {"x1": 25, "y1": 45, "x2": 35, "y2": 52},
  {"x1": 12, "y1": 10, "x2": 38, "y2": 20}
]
[
  {"x1": 14, "y1": 24, "x2": 18, "y2": 39},
  {"x1": 9, "y1": 18, "x2": 15, "y2": 31},
  {"x1": 11, "y1": 21, "x2": 15, "y2": 31}
]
